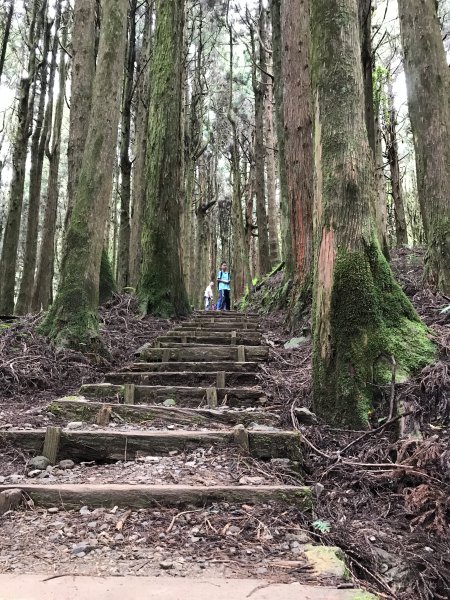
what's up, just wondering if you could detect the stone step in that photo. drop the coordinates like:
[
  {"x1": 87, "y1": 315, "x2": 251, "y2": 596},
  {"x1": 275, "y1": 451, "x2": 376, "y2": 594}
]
[
  {"x1": 124, "y1": 361, "x2": 259, "y2": 373},
  {"x1": 105, "y1": 371, "x2": 258, "y2": 387},
  {"x1": 48, "y1": 399, "x2": 281, "y2": 427},
  {"x1": 79, "y1": 383, "x2": 269, "y2": 408},
  {"x1": 1, "y1": 428, "x2": 301, "y2": 462},
  {"x1": 157, "y1": 333, "x2": 262, "y2": 346},
  {"x1": 136, "y1": 345, "x2": 268, "y2": 363},
  {"x1": 193, "y1": 311, "x2": 259, "y2": 318},
  {"x1": 0, "y1": 483, "x2": 311, "y2": 510},
  {"x1": 178, "y1": 321, "x2": 260, "y2": 331}
]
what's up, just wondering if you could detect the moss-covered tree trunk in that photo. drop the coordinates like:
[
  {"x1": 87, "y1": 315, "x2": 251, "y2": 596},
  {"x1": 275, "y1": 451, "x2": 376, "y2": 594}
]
[
  {"x1": 16, "y1": 5, "x2": 54, "y2": 315},
  {"x1": 32, "y1": 3, "x2": 67, "y2": 311},
  {"x1": 270, "y1": 0, "x2": 292, "y2": 277},
  {"x1": 129, "y1": 4, "x2": 152, "y2": 288},
  {"x1": 398, "y1": 0, "x2": 450, "y2": 294},
  {"x1": 282, "y1": 0, "x2": 314, "y2": 322},
  {"x1": 65, "y1": 0, "x2": 96, "y2": 230},
  {"x1": 311, "y1": 0, "x2": 435, "y2": 429},
  {"x1": 40, "y1": 0, "x2": 127, "y2": 349},
  {"x1": 117, "y1": 0, "x2": 137, "y2": 290},
  {"x1": 0, "y1": 0, "x2": 43, "y2": 314},
  {"x1": 250, "y1": 6, "x2": 270, "y2": 277},
  {"x1": 138, "y1": 0, "x2": 189, "y2": 317}
]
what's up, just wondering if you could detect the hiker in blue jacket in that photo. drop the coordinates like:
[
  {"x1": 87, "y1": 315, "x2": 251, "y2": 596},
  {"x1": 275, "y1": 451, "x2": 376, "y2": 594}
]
[{"x1": 216, "y1": 262, "x2": 231, "y2": 311}]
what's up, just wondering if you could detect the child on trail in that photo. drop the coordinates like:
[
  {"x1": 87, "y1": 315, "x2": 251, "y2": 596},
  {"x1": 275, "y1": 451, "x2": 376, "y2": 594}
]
[
  {"x1": 216, "y1": 262, "x2": 231, "y2": 311},
  {"x1": 204, "y1": 280, "x2": 214, "y2": 310}
]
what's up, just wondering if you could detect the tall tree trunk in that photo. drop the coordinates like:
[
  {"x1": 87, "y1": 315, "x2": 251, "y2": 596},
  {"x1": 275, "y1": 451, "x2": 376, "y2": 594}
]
[
  {"x1": 16, "y1": 5, "x2": 54, "y2": 315},
  {"x1": 65, "y1": 0, "x2": 96, "y2": 230},
  {"x1": 0, "y1": 0, "x2": 43, "y2": 314},
  {"x1": 32, "y1": 3, "x2": 67, "y2": 312},
  {"x1": 270, "y1": 0, "x2": 292, "y2": 276},
  {"x1": 358, "y1": 0, "x2": 375, "y2": 154},
  {"x1": 263, "y1": 27, "x2": 279, "y2": 267},
  {"x1": 282, "y1": 0, "x2": 314, "y2": 320},
  {"x1": 385, "y1": 76, "x2": 408, "y2": 247},
  {"x1": 138, "y1": 0, "x2": 189, "y2": 317},
  {"x1": 129, "y1": 3, "x2": 152, "y2": 288},
  {"x1": 398, "y1": 0, "x2": 450, "y2": 294},
  {"x1": 40, "y1": 0, "x2": 128, "y2": 349},
  {"x1": 373, "y1": 70, "x2": 389, "y2": 258},
  {"x1": 311, "y1": 0, "x2": 435, "y2": 428},
  {"x1": 117, "y1": 0, "x2": 137, "y2": 290},
  {"x1": 0, "y1": 0, "x2": 13, "y2": 84},
  {"x1": 250, "y1": 6, "x2": 270, "y2": 276}
]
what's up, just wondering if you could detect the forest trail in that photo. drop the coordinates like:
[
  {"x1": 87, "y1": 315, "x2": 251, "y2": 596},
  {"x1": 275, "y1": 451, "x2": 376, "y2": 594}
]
[{"x1": 0, "y1": 311, "x2": 376, "y2": 598}]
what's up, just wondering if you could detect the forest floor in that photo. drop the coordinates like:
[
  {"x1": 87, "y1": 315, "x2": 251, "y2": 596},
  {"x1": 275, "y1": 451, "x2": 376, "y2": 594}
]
[{"x1": 0, "y1": 248, "x2": 449, "y2": 599}]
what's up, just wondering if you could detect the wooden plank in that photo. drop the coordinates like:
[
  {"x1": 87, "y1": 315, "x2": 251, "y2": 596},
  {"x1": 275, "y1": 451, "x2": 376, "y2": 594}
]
[
  {"x1": 1, "y1": 430, "x2": 301, "y2": 461},
  {"x1": 125, "y1": 361, "x2": 259, "y2": 373},
  {"x1": 206, "y1": 387, "x2": 218, "y2": 408},
  {"x1": 105, "y1": 371, "x2": 258, "y2": 387},
  {"x1": 0, "y1": 484, "x2": 312, "y2": 511},
  {"x1": 231, "y1": 331, "x2": 237, "y2": 346},
  {"x1": 161, "y1": 348, "x2": 171, "y2": 362},
  {"x1": 137, "y1": 345, "x2": 268, "y2": 363},
  {"x1": 42, "y1": 426, "x2": 61, "y2": 465},
  {"x1": 79, "y1": 383, "x2": 268, "y2": 408},
  {"x1": 48, "y1": 399, "x2": 281, "y2": 427}
]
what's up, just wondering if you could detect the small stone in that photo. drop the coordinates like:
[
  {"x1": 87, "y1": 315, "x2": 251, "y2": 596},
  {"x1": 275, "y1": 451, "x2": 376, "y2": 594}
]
[
  {"x1": 48, "y1": 533, "x2": 60, "y2": 543},
  {"x1": 168, "y1": 450, "x2": 178, "y2": 456},
  {"x1": 72, "y1": 542, "x2": 91, "y2": 555},
  {"x1": 28, "y1": 456, "x2": 51, "y2": 471},
  {"x1": 67, "y1": 421, "x2": 84, "y2": 430},
  {"x1": 47, "y1": 507, "x2": 59, "y2": 514},
  {"x1": 115, "y1": 533, "x2": 124, "y2": 542},
  {"x1": 79, "y1": 506, "x2": 91, "y2": 515},
  {"x1": 59, "y1": 459, "x2": 75, "y2": 470},
  {"x1": 27, "y1": 469, "x2": 42, "y2": 478},
  {"x1": 50, "y1": 521, "x2": 65, "y2": 530},
  {"x1": 239, "y1": 476, "x2": 264, "y2": 485},
  {"x1": 87, "y1": 521, "x2": 97, "y2": 529},
  {"x1": 0, "y1": 476, "x2": 5, "y2": 484},
  {"x1": 163, "y1": 399, "x2": 176, "y2": 407},
  {"x1": 294, "y1": 407, "x2": 318, "y2": 425},
  {"x1": 167, "y1": 425, "x2": 175, "y2": 430},
  {"x1": 160, "y1": 560, "x2": 173, "y2": 570},
  {"x1": 284, "y1": 336, "x2": 309, "y2": 349},
  {"x1": 257, "y1": 567, "x2": 268, "y2": 574},
  {"x1": 313, "y1": 483, "x2": 325, "y2": 497}
]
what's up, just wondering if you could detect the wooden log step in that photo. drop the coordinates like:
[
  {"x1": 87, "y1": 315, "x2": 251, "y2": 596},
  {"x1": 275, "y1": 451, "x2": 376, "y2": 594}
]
[
  {"x1": 105, "y1": 371, "x2": 258, "y2": 387},
  {"x1": 136, "y1": 345, "x2": 268, "y2": 363},
  {"x1": 48, "y1": 399, "x2": 281, "y2": 427},
  {"x1": 124, "y1": 361, "x2": 259, "y2": 373},
  {"x1": 193, "y1": 311, "x2": 259, "y2": 319},
  {"x1": 178, "y1": 321, "x2": 260, "y2": 331},
  {"x1": 159, "y1": 333, "x2": 261, "y2": 346},
  {"x1": 79, "y1": 383, "x2": 269, "y2": 408},
  {"x1": 0, "y1": 483, "x2": 311, "y2": 511},
  {"x1": 0, "y1": 429, "x2": 301, "y2": 461}
]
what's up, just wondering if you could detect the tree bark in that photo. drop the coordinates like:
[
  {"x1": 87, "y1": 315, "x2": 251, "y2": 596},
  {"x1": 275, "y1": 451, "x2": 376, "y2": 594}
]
[
  {"x1": 270, "y1": 0, "x2": 291, "y2": 276},
  {"x1": 138, "y1": 0, "x2": 189, "y2": 317},
  {"x1": 0, "y1": 0, "x2": 13, "y2": 84},
  {"x1": 282, "y1": 0, "x2": 314, "y2": 319},
  {"x1": 65, "y1": 0, "x2": 96, "y2": 231},
  {"x1": 32, "y1": 3, "x2": 67, "y2": 311},
  {"x1": 117, "y1": 0, "x2": 137, "y2": 290},
  {"x1": 250, "y1": 6, "x2": 270, "y2": 277},
  {"x1": 385, "y1": 76, "x2": 408, "y2": 247},
  {"x1": 398, "y1": 0, "x2": 450, "y2": 294},
  {"x1": 40, "y1": 0, "x2": 128, "y2": 349},
  {"x1": 0, "y1": 0, "x2": 44, "y2": 314},
  {"x1": 358, "y1": 0, "x2": 375, "y2": 154},
  {"x1": 311, "y1": 0, "x2": 435, "y2": 429},
  {"x1": 16, "y1": 6, "x2": 54, "y2": 315},
  {"x1": 129, "y1": 3, "x2": 152, "y2": 288}
]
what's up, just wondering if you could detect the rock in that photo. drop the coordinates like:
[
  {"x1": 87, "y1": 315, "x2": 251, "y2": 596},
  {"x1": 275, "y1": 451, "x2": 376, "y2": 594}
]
[
  {"x1": 163, "y1": 399, "x2": 176, "y2": 407},
  {"x1": 239, "y1": 476, "x2": 265, "y2": 485},
  {"x1": 27, "y1": 469, "x2": 42, "y2": 478},
  {"x1": 0, "y1": 476, "x2": 5, "y2": 484},
  {"x1": 72, "y1": 541, "x2": 92, "y2": 556},
  {"x1": 47, "y1": 507, "x2": 59, "y2": 514},
  {"x1": 28, "y1": 456, "x2": 51, "y2": 471},
  {"x1": 294, "y1": 407, "x2": 318, "y2": 425},
  {"x1": 0, "y1": 488, "x2": 22, "y2": 516},
  {"x1": 79, "y1": 506, "x2": 91, "y2": 516},
  {"x1": 312, "y1": 483, "x2": 325, "y2": 497},
  {"x1": 67, "y1": 421, "x2": 84, "y2": 430},
  {"x1": 285, "y1": 531, "x2": 311, "y2": 544},
  {"x1": 284, "y1": 336, "x2": 309, "y2": 349},
  {"x1": 87, "y1": 521, "x2": 97, "y2": 529},
  {"x1": 159, "y1": 560, "x2": 173, "y2": 570},
  {"x1": 304, "y1": 545, "x2": 348, "y2": 580},
  {"x1": 8, "y1": 474, "x2": 23, "y2": 483},
  {"x1": 59, "y1": 459, "x2": 75, "y2": 470}
]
